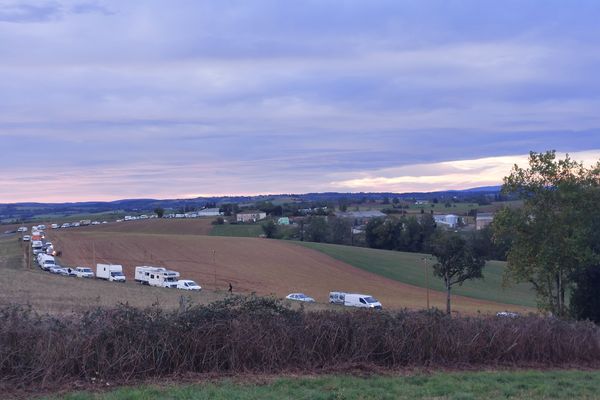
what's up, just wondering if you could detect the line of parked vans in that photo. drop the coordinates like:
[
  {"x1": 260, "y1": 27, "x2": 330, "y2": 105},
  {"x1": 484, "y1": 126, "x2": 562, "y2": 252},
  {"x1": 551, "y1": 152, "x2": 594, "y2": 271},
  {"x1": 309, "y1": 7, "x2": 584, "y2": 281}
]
[{"x1": 285, "y1": 291, "x2": 383, "y2": 309}]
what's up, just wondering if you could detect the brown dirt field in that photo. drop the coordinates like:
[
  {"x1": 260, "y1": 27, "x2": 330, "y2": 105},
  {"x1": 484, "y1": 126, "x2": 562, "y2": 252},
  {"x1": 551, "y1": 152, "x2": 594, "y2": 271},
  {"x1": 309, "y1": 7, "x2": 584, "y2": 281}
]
[
  {"x1": 75, "y1": 218, "x2": 216, "y2": 235},
  {"x1": 49, "y1": 231, "x2": 531, "y2": 314}
]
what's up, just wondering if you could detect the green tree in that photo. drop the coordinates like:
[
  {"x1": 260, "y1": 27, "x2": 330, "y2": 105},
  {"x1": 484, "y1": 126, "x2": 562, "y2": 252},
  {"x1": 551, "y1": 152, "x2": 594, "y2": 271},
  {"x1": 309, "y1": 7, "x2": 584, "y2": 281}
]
[
  {"x1": 431, "y1": 232, "x2": 486, "y2": 315},
  {"x1": 331, "y1": 218, "x2": 352, "y2": 244},
  {"x1": 570, "y1": 264, "x2": 600, "y2": 323},
  {"x1": 305, "y1": 217, "x2": 330, "y2": 243},
  {"x1": 153, "y1": 207, "x2": 164, "y2": 218},
  {"x1": 261, "y1": 220, "x2": 277, "y2": 238},
  {"x1": 494, "y1": 151, "x2": 600, "y2": 316}
]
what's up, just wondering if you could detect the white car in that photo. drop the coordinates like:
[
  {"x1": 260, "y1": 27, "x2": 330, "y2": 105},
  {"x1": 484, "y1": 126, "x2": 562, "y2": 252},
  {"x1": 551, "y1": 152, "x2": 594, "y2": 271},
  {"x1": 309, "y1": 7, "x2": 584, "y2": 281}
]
[
  {"x1": 176, "y1": 280, "x2": 202, "y2": 291},
  {"x1": 74, "y1": 267, "x2": 95, "y2": 278},
  {"x1": 61, "y1": 223, "x2": 70, "y2": 228},
  {"x1": 91, "y1": 221, "x2": 100, "y2": 225},
  {"x1": 286, "y1": 293, "x2": 315, "y2": 302},
  {"x1": 22, "y1": 235, "x2": 31, "y2": 241}
]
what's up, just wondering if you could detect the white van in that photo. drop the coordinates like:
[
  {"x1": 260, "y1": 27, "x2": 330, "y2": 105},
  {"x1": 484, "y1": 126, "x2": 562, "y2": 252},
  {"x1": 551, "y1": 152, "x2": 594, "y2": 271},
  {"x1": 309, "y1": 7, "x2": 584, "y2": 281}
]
[
  {"x1": 74, "y1": 267, "x2": 94, "y2": 278},
  {"x1": 37, "y1": 254, "x2": 55, "y2": 271},
  {"x1": 96, "y1": 264, "x2": 126, "y2": 282},
  {"x1": 343, "y1": 293, "x2": 382, "y2": 309},
  {"x1": 177, "y1": 280, "x2": 202, "y2": 291}
]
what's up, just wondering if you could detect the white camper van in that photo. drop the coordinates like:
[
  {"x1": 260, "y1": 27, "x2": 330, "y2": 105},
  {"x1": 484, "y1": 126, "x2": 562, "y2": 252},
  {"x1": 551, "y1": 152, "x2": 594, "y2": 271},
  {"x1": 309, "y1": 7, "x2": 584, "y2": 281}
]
[
  {"x1": 37, "y1": 254, "x2": 55, "y2": 270},
  {"x1": 31, "y1": 240, "x2": 44, "y2": 255},
  {"x1": 96, "y1": 264, "x2": 126, "y2": 282},
  {"x1": 343, "y1": 293, "x2": 382, "y2": 309},
  {"x1": 134, "y1": 266, "x2": 179, "y2": 288}
]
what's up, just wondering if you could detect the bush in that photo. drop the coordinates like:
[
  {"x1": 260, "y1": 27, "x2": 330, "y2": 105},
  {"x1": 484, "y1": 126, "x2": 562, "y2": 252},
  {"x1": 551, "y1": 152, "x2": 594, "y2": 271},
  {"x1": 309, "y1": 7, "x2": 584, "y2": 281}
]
[{"x1": 1, "y1": 299, "x2": 599, "y2": 390}]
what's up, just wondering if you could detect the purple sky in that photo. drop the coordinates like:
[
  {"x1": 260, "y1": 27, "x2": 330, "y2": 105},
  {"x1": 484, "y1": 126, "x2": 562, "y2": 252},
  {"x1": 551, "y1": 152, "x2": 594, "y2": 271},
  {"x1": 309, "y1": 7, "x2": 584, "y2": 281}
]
[{"x1": 1, "y1": 0, "x2": 600, "y2": 202}]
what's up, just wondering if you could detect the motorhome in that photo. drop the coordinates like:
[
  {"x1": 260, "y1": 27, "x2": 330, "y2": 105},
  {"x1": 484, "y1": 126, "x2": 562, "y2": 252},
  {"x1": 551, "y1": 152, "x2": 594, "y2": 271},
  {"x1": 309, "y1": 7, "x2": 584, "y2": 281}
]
[
  {"x1": 96, "y1": 264, "x2": 126, "y2": 282},
  {"x1": 134, "y1": 266, "x2": 180, "y2": 288}
]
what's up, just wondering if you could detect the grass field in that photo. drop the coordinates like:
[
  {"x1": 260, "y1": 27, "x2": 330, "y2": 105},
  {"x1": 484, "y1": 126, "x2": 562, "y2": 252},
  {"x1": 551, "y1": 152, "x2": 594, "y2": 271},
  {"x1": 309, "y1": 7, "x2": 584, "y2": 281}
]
[
  {"x1": 48, "y1": 370, "x2": 600, "y2": 400},
  {"x1": 209, "y1": 223, "x2": 264, "y2": 237},
  {"x1": 294, "y1": 241, "x2": 536, "y2": 307}
]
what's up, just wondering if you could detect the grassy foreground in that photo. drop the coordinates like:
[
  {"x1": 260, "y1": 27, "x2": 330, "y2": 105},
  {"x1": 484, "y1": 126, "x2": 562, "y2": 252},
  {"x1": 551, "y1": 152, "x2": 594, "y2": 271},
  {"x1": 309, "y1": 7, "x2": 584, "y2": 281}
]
[
  {"x1": 295, "y1": 241, "x2": 536, "y2": 307},
  {"x1": 50, "y1": 371, "x2": 600, "y2": 400}
]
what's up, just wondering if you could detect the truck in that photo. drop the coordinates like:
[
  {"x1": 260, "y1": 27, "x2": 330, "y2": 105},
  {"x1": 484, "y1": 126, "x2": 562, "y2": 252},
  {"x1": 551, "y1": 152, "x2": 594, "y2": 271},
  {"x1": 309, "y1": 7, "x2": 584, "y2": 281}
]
[
  {"x1": 96, "y1": 264, "x2": 126, "y2": 282},
  {"x1": 134, "y1": 266, "x2": 180, "y2": 288}
]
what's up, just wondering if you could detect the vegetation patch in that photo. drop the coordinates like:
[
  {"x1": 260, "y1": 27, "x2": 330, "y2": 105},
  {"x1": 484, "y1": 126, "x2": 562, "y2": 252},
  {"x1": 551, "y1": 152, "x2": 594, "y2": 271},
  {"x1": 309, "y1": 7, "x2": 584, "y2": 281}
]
[
  {"x1": 1, "y1": 297, "x2": 598, "y2": 393},
  {"x1": 209, "y1": 224, "x2": 263, "y2": 237}
]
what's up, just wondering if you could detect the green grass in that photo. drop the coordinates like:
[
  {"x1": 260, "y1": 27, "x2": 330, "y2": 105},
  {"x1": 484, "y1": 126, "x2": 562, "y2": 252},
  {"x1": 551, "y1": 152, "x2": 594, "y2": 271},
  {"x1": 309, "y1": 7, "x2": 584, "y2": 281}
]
[
  {"x1": 210, "y1": 224, "x2": 264, "y2": 237},
  {"x1": 50, "y1": 370, "x2": 600, "y2": 399},
  {"x1": 294, "y1": 241, "x2": 536, "y2": 307}
]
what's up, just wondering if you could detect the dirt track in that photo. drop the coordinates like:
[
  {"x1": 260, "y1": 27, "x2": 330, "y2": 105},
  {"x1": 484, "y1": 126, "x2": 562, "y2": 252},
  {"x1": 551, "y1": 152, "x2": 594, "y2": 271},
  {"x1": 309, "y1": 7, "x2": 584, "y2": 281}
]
[{"x1": 50, "y1": 230, "x2": 530, "y2": 314}]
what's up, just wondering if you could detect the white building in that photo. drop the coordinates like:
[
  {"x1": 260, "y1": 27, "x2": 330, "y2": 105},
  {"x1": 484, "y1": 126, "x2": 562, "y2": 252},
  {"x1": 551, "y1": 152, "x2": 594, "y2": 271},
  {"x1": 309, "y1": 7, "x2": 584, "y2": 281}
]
[
  {"x1": 198, "y1": 208, "x2": 223, "y2": 217},
  {"x1": 434, "y1": 214, "x2": 460, "y2": 228},
  {"x1": 236, "y1": 212, "x2": 267, "y2": 223},
  {"x1": 476, "y1": 213, "x2": 494, "y2": 230}
]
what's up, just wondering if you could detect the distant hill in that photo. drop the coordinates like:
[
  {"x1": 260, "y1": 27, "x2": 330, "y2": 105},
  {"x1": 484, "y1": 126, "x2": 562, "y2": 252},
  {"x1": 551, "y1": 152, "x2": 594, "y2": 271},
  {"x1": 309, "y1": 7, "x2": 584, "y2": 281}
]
[{"x1": 0, "y1": 186, "x2": 504, "y2": 223}]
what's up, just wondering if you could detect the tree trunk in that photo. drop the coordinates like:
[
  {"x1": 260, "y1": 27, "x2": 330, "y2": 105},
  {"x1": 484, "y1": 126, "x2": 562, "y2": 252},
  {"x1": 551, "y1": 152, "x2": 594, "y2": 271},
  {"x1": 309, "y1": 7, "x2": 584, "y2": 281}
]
[{"x1": 446, "y1": 284, "x2": 452, "y2": 315}]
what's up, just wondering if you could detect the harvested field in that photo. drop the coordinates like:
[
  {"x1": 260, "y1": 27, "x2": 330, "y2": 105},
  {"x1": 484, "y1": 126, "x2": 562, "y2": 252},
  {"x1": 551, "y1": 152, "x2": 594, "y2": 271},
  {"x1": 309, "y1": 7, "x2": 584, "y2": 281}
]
[
  {"x1": 49, "y1": 231, "x2": 531, "y2": 314},
  {"x1": 76, "y1": 218, "x2": 215, "y2": 235}
]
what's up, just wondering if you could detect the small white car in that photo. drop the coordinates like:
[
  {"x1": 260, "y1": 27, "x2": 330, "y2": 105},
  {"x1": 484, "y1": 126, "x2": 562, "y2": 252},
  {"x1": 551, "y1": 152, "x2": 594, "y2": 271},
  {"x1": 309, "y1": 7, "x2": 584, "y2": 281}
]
[
  {"x1": 176, "y1": 280, "x2": 202, "y2": 291},
  {"x1": 91, "y1": 221, "x2": 100, "y2": 225},
  {"x1": 22, "y1": 235, "x2": 31, "y2": 241},
  {"x1": 74, "y1": 267, "x2": 94, "y2": 278},
  {"x1": 61, "y1": 223, "x2": 70, "y2": 228},
  {"x1": 286, "y1": 293, "x2": 315, "y2": 302}
]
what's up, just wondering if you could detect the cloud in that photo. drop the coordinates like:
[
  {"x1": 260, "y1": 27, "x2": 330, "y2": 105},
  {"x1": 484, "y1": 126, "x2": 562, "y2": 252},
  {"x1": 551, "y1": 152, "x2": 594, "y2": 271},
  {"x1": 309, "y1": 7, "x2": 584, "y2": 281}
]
[{"x1": 0, "y1": 2, "x2": 62, "y2": 23}]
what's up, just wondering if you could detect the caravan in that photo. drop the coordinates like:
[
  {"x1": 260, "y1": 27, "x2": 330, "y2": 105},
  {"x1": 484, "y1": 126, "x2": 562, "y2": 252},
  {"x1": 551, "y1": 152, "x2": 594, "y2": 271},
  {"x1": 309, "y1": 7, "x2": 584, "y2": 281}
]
[{"x1": 134, "y1": 266, "x2": 180, "y2": 288}]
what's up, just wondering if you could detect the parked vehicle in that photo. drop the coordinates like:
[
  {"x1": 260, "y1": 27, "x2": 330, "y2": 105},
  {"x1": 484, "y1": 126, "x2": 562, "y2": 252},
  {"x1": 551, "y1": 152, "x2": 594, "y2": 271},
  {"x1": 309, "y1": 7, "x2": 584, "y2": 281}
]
[
  {"x1": 17, "y1": 226, "x2": 27, "y2": 232},
  {"x1": 91, "y1": 221, "x2": 100, "y2": 225},
  {"x1": 329, "y1": 291, "x2": 346, "y2": 305},
  {"x1": 96, "y1": 264, "x2": 126, "y2": 282},
  {"x1": 51, "y1": 224, "x2": 59, "y2": 229},
  {"x1": 31, "y1": 240, "x2": 44, "y2": 255},
  {"x1": 22, "y1": 235, "x2": 31, "y2": 242},
  {"x1": 49, "y1": 265, "x2": 64, "y2": 274},
  {"x1": 61, "y1": 223, "x2": 70, "y2": 228},
  {"x1": 135, "y1": 266, "x2": 180, "y2": 288},
  {"x1": 37, "y1": 225, "x2": 46, "y2": 230},
  {"x1": 343, "y1": 293, "x2": 382, "y2": 309},
  {"x1": 176, "y1": 280, "x2": 202, "y2": 290},
  {"x1": 80, "y1": 220, "x2": 91, "y2": 226},
  {"x1": 286, "y1": 293, "x2": 315, "y2": 302},
  {"x1": 74, "y1": 267, "x2": 94, "y2": 278},
  {"x1": 37, "y1": 254, "x2": 55, "y2": 271}
]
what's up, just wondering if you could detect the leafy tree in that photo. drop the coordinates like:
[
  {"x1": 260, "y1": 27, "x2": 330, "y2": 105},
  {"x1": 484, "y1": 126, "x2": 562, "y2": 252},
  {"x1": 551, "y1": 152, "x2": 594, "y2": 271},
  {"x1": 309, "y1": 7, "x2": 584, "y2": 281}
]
[
  {"x1": 570, "y1": 264, "x2": 600, "y2": 323},
  {"x1": 211, "y1": 217, "x2": 225, "y2": 225},
  {"x1": 494, "y1": 151, "x2": 600, "y2": 316},
  {"x1": 153, "y1": 207, "x2": 164, "y2": 218},
  {"x1": 431, "y1": 232, "x2": 486, "y2": 315},
  {"x1": 392, "y1": 197, "x2": 400, "y2": 205},
  {"x1": 219, "y1": 203, "x2": 239, "y2": 217},
  {"x1": 305, "y1": 217, "x2": 330, "y2": 243},
  {"x1": 261, "y1": 220, "x2": 277, "y2": 238},
  {"x1": 338, "y1": 198, "x2": 348, "y2": 212},
  {"x1": 331, "y1": 218, "x2": 352, "y2": 244}
]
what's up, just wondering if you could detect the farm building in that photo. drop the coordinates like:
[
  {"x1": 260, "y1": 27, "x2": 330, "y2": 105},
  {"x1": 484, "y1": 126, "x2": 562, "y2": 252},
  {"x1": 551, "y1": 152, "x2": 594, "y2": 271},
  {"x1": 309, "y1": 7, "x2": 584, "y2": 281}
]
[
  {"x1": 476, "y1": 213, "x2": 494, "y2": 230},
  {"x1": 434, "y1": 214, "x2": 460, "y2": 228},
  {"x1": 236, "y1": 212, "x2": 267, "y2": 223},
  {"x1": 198, "y1": 208, "x2": 222, "y2": 217},
  {"x1": 336, "y1": 210, "x2": 386, "y2": 225}
]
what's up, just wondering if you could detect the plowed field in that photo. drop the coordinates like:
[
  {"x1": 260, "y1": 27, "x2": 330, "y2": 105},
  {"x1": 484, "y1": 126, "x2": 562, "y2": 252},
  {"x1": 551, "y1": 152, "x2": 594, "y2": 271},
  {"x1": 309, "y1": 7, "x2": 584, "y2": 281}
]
[{"x1": 50, "y1": 230, "x2": 530, "y2": 314}]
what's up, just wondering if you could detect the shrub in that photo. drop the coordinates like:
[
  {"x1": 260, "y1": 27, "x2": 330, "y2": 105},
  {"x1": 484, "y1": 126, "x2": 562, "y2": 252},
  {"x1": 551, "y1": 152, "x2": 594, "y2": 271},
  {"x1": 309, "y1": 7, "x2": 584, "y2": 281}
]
[{"x1": 0, "y1": 298, "x2": 599, "y2": 390}]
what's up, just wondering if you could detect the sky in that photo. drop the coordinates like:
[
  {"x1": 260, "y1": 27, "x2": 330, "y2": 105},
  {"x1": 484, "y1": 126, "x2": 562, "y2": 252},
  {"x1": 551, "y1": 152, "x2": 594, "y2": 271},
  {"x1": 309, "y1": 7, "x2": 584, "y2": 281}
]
[{"x1": 1, "y1": 0, "x2": 600, "y2": 203}]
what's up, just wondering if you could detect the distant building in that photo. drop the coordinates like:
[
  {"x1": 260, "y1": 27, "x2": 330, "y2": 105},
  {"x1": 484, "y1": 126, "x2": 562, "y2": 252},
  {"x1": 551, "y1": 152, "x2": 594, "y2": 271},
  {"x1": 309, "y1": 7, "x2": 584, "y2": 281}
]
[
  {"x1": 434, "y1": 214, "x2": 460, "y2": 228},
  {"x1": 336, "y1": 210, "x2": 386, "y2": 219},
  {"x1": 236, "y1": 212, "x2": 267, "y2": 223},
  {"x1": 277, "y1": 217, "x2": 290, "y2": 225},
  {"x1": 198, "y1": 208, "x2": 223, "y2": 217},
  {"x1": 476, "y1": 213, "x2": 494, "y2": 230}
]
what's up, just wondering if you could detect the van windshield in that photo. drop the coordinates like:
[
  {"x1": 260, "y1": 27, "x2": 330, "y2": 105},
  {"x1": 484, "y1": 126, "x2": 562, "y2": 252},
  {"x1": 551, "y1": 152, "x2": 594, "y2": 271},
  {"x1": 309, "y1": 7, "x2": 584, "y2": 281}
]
[
  {"x1": 364, "y1": 296, "x2": 379, "y2": 303},
  {"x1": 111, "y1": 272, "x2": 124, "y2": 277}
]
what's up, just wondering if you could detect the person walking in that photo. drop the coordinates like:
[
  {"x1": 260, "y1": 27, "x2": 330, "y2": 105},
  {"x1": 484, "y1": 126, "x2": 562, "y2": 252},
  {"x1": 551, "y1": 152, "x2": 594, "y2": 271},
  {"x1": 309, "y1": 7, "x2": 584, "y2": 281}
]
[{"x1": 228, "y1": 282, "x2": 233, "y2": 293}]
